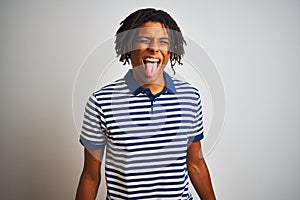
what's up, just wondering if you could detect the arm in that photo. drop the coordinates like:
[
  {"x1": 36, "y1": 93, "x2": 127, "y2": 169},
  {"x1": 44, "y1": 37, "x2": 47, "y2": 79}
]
[
  {"x1": 187, "y1": 141, "x2": 216, "y2": 200},
  {"x1": 76, "y1": 148, "x2": 104, "y2": 200}
]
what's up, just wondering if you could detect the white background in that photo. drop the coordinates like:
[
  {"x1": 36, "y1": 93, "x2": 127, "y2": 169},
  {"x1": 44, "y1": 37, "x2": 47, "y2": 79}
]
[{"x1": 1, "y1": 0, "x2": 299, "y2": 199}]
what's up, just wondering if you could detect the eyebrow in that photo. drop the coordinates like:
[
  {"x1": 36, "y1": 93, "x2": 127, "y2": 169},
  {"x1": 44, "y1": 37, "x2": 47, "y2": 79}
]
[
  {"x1": 159, "y1": 37, "x2": 170, "y2": 41},
  {"x1": 136, "y1": 36, "x2": 170, "y2": 40}
]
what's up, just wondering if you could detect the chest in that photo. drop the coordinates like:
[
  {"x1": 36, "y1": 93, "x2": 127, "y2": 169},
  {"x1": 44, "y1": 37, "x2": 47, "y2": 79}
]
[{"x1": 101, "y1": 94, "x2": 196, "y2": 147}]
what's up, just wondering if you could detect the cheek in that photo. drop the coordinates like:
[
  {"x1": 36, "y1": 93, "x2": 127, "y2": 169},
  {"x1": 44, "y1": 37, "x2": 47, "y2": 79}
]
[
  {"x1": 162, "y1": 52, "x2": 170, "y2": 64},
  {"x1": 130, "y1": 50, "x2": 142, "y2": 65}
]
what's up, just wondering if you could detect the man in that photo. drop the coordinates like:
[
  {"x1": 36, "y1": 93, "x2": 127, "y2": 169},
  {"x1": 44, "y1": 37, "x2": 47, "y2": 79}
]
[{"x1": 76, "y1": 8, "x2": 216, "y2": 200}]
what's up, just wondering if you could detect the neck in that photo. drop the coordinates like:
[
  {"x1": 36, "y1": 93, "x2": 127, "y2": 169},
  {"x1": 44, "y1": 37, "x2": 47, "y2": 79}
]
[
  {"x1": 143, "y1": 82, "x2": 165, "y2": 95},
  {"x1": 132, "y1": 71, "x2": 166, "y2": 95}
]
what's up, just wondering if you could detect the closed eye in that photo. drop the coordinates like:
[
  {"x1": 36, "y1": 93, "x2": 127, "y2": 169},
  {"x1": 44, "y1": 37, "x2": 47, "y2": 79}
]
[
  {"x1": 137, "y1": 37, "x2": 151, "y2": 44},
  {"x1": 159, "y1": 40, "x2": 170, "y2": 46}
]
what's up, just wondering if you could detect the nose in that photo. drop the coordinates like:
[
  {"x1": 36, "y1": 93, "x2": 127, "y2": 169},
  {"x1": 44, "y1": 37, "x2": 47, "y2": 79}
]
[{"x1": 147, "y1": 41, "x2": 159, "y2": 53}]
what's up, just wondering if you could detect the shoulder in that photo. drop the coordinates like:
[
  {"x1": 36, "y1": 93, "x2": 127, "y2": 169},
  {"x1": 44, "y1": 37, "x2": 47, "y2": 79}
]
[
  {"x1": 171, "y1": 77, "x2": 201, "y2": 99},
  {"x1": 92, "y1": 78, "x2": 129, "y2": 98}
]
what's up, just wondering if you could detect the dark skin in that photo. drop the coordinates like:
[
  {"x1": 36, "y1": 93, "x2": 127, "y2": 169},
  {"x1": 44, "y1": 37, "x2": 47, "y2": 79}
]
[
  {"x1": 75, "y1": 148, "x2": 103, "y2": 200},
  {"x1": 187, "y1": 141, "x2": 216, "y2": 200}
]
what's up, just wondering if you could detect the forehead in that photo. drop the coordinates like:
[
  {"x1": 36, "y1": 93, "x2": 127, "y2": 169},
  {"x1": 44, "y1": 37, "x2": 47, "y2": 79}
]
[{"x1": 137, "y1": 22, "x2": 169, "y2": 38}]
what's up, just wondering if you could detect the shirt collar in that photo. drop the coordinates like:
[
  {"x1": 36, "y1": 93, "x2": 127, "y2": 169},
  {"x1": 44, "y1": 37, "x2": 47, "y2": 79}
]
[{"x1": 124, "y1": 69, "x2": 176, "y2": 95}]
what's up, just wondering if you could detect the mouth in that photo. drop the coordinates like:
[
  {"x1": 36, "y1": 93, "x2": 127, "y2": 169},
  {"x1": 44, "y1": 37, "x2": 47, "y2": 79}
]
[
  {"x1": 143, "y1": 57, "x2": 161, "y2": 67},
  {"x1": 142, "y1": 57, "x2": 161, "y2": 77}
]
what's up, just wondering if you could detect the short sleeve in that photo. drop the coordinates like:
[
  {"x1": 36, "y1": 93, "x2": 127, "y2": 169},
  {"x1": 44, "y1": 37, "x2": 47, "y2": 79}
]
[
  {"x1": 187, "y1": 91, "x2": 204, "y2": 142},
  {"x1": 79, "y1": 93, "x2": 107, "y2": 149}
]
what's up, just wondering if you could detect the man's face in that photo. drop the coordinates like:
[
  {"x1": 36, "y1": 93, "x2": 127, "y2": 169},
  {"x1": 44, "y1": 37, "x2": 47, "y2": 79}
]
[{"x1": 130, "y1": 22, "x2": 170, "y2": 85}]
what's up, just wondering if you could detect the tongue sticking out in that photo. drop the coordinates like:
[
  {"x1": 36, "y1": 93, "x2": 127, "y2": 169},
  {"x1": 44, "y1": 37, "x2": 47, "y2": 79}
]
[{"x1": 144, "y1": 62, "x2": 158, "y2": 77}]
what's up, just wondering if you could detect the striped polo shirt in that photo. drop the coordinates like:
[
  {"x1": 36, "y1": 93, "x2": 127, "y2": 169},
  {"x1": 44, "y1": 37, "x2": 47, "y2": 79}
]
[{"x1": 80, "y1": 69, "x2": 204, "y2": 200}]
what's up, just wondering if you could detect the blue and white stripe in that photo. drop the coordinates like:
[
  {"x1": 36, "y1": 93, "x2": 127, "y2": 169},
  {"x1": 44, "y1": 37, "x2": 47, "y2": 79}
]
[{"x1": 80, "y1": 69, "x2": 204, "y2": 199}]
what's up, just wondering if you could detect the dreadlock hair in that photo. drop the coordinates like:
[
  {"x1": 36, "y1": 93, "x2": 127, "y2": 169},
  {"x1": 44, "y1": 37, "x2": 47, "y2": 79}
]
[{"x1": 115, "y1": 8, "x2": 187, "y2": 74}]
